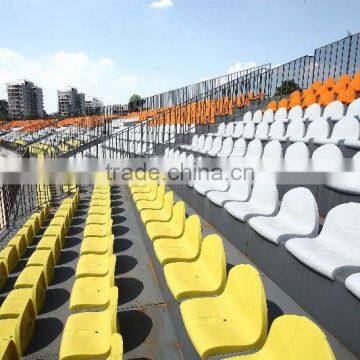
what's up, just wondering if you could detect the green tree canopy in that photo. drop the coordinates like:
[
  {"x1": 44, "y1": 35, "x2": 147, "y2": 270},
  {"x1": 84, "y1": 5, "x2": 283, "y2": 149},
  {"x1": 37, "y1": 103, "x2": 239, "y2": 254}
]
[
  {"x1": 0, "y1": 99, "x2": 8, "y2": 116},
  {"x1": 275, "y1": 80, "x2": 301, "y2": 97},
  {"x1": 128, "y1": 94, "x2": 143, "y2": 112}
]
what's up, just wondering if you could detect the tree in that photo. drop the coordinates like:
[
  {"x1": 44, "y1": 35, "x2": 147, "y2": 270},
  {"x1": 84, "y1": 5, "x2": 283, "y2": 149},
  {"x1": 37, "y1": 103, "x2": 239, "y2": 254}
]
[
  {"x1": 0, "y1": 100, "x2": 8, "y2": 118},
  {"x1": 128, "y1": 94, "x2": 142, "y2": 112},
  {"x1": 275, "y1": 80, "x2": 301, "y2": 97}
]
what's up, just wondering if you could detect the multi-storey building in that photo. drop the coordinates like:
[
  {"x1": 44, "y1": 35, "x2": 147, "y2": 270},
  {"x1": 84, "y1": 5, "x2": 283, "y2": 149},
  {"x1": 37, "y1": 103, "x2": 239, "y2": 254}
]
[
  {"x1": 7, "y1": 80, "x2": 44, "y2": 119},
  {"x1": 85, "y1": 97, "x2": 103, "y2": 115},
  {"x1": 57, "y1": 87, "x2": 86, "y2": 117}
]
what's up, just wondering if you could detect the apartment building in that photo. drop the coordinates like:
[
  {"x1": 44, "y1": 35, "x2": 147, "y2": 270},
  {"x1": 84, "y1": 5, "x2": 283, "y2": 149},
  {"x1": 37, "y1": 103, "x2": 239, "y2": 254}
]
[
  {"x1": 85, "y1": 97, "x2": 103, "y2": 115},
  {"x1": 7, "y1": 80, "x2": 44, "y2": 119},
  {"x1": 57, "y1": 87, "x2": 85, "y2": 117}
]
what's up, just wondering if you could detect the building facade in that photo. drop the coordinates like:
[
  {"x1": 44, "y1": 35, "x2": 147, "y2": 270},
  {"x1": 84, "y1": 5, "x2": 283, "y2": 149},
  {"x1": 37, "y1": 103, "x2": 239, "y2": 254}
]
[
  {"x1": 7, "y1": 80, "x2": 44, "y2": 119},
  {"x1": 85, "y1": 97, "x2": 103, "y2": 115},
  {"x1": 57, "y1": 87, "x2": 86, "y2": 117}
]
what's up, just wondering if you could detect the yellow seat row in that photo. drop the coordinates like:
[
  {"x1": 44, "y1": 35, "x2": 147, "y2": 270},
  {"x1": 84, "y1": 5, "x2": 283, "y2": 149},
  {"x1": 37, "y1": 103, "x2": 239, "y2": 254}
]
[
  {"x1": 0, "y1": 205, "x2": 50, "y2": 289},
  {"x1": 0, "y1": 194, "x2": 78, "y2": 359},
  {"x1": 129, "y1": 174, "x2": 336, "y2": 360},
  {"x1": 60, "y1": 184, "x2": 123, "y2": 360}
]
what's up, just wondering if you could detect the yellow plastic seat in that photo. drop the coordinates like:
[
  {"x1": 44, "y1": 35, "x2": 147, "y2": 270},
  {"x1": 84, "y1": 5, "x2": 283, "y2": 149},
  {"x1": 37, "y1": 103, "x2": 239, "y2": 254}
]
[
  {"x1": 50, "y1": 216, "x2": 67, "y2": 236},
  {"x1": 83, "y1": 223, "x2": 111, "y2": 239},
  {"x1": 76, "y1": 254, "x2": 116, "y2": 282},
  {"x1": 89, "y1": 205, "x2": 111, "y2": 217},
  {"x1": 154, "y1": 215, "x2": 201, "y2": 265},
  {"x1": 13, "y1": 266, "x2": 47, "y2": 315},
  {"x1": 180, "y1": 265, "x2": 267, "y2": 359},
  {"x1": 130, "y1": 180, "x2": 158, "y2": 195},
  {"x1": 92, "y1": 193, "x2": 111, "y2": 201},
  {"x1": 227, "y1": 315, "x2": 335, "y2": 360},
  {"x1": 54, "y1": 209, "x2": 72, "y2": 225},
  {"x1": 59, "y1": 287, "x2": 123, "y2": 360},
  {"x1": 0, "y1": 261, "x2": 7, "y2": 289},
  {"x1": 28, "y1": 214, "x2": 41, "y2": 234},
  {"x1": 43, "y1": 224, "x2": 65, "y2": 247},
  {"x1": 36, "y1": 235, "x2": 61, "y2": 264},
  {"x1": 0, "y1": 247, "x2": 19, "y2": 274},
  {"x1": 86, "y1": 214, "x2": 112, "y2": 226},
  {"x1": 80, "y1": 235, "x2": 114, "y2": 256},
  {"x1": 0, "y1": 296, "x2": 36, "y2": 358},
  {"x1": 163, "y1": 234, "x2": 226, "y2": 300},
  {"x1": 107, "y1": 333, "x2": 123, "y2": 359},
  {"x1": 26, "y1": 249, "x2": 54, "y2": 286},
  {"x1": 70, "y1": 272, "x2": 113, "y2": 311},
  {"x1": 132, "y1": 184, "x2": 157, "y2": 203},
  {"x1": 146, "y1": 201, "x2": 186, "y2": 241},
  {"x1": 140, "y1": 191, "x2": 174, "y2": 225},
  {"x1": 7, "y1": 234, "x2": 27, "y2": 259},
  {"x1": 16, "y1": 226, "x2": 34, "y2": 246},
  {"x1": 59, "y1": 201, "x2": 74, "y2": 218},
  {"x1": 90, "y1": 199, "x2": 111, "y2": 208},
  {"x1": 0, "y1": 339, "x2": 19, "y2": 360},
  {"x1": 136, "y1": 184, "x2": 165, "y2": 212}
]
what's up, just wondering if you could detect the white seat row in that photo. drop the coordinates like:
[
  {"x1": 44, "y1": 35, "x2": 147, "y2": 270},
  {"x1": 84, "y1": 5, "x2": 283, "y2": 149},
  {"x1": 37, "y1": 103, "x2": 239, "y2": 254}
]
[
  {"x1": 241, "y1": 99, "x2": 360, "y2": 125},
  {"x1": 193, "y1": 116, "x2": 360, "y2": 150}
]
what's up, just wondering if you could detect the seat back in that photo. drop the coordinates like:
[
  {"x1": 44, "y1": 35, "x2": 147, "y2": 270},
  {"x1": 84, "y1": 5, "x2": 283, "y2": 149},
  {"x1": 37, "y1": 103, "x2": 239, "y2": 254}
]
[
  {"x1": 288, "y1": 105, "x2": 303, "y2": 121},
  {"x1": 250, "y1": 174, "x2": 279, "y2": 215},
  {"x1": 252, "y1": 110, "x2": 263, "y2": 124},
  {"x1": 312, "y1": 144, "x2": 343, "y2": 172},
  {"x1": 243, "y1": 111, "x2": 252, "y2": 123},
  {"x1": 285, "y1": 142, "x2": 310, "y2": 159},
  {"x1": 243, "y1": 122, "x2": 256, "y2": 139},
  {"x1": 224, "y1": 122, "x2": 235, "y2": 136},
  {"x1": 199, "y1": 234, "x2": 226, "y2": 288},
  {"x1": 304, "y1": 103, "x2": 321, "y2": 121},
  {"x1": 217, "y1": 123, "x2": 226, "y2": 135},
  {"x1": 274, "y1": 107, "x2": 287, "y2": 122},
  {"x1": 211, "y1": 137, "x2": 223, "y2": 153},
  {"x1": 220, "y1": 137, "x2": 233, "y2": 156},
  {"x1": 286, "y1": 119, "x2": 305, "y2": 138},
  {"x1": 262, "y1": 109, "x2": 274, "y2": 124},
  {"x1": 330, "y1": 116, "x2": 360, "y2": 141},
  {"x1": 245, "y1": 139, "x2": 263, "y2": 159},
  {"x1": 323, "y1": 100, "x2": 344, "y2": 120},
  {"x1": 183, "y1": 215, "x2": 202, "y2": 254},
  {"x1": 194, "y1": 135, "x2": 205, "y2": 150},
  {"x1": 278, "y1": 187, "x2": 319, "y2": 236},
  {"x1": 261, "y1": 315, "x2": 335, "y2": 360},
  {"x1": 262, "y1": 140, "x2": 283, "y2": 159},
  {"x1": 231, "y1": 138, "x2": 247, "y2": 157},
  {"x1": 255, "y1": 121, "x2": 269, "y2": 139},
  {"x1": 172, "y1": 201, "x2": 186, "y2": 229},
  {"x1": 346, "y1": 98, "x2": 360, "y2": 118},
  {"x1": 203, "y1": 136, "x2": 213, "y2": 152},
  {"x1": 224, "y1": 265, "x2": 267, "y2": 346},
  {"x1": 233, "y1": 122, "x2": 244, "y2": 137},
  {"x1": 269, "y1": 120, "x2": 285, "y2": 139},
  {"x1": 318, "y1": 203, "x2": 360, "y2": 259},
  {"x1": 191, "y1": 134, "x2": 199, "y2": 147},
  {"x1": 305, "y1": 119, "x2": 330, "y2": 140}
]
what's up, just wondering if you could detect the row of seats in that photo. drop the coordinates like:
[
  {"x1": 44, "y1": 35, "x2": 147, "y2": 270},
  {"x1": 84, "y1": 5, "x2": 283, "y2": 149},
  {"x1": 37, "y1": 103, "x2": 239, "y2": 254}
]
[
  {"x1": 128, "y1": 174, "x2": 335, "y2": 360},
  {"x1": 0, "y1": 194, "x2": 78, "y2": 358},
  {"x1": 268, "y1": 72, "x2": 360, "y2": 110},
  {"x1": 0, "y1": 205, "x2": 50, "y2": 289},
  {"x1": 59, "y1": 184, "x2": 123, "y2": 360},
  {"x1": 174, "y1": 140, "x2": 360, "y2": 196}
]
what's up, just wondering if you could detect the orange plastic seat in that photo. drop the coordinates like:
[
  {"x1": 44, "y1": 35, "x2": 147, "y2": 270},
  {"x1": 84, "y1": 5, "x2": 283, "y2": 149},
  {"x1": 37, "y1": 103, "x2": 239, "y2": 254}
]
[
  {"x1": 319, "y1": 91, "x2": 336, "y2": 106},
  {"x1": 350, "y1": 71, "x2": 360, "y2": 92},
  {"x1": 302, "y1": 94, "x2": 318, "y2": 108},
  {"x1": 311, "y1": 81, "x2": 322, "y2": 91},
  {"x1": 338, "y1": 74, "x2": 351, "y2": 84},
  {"x1": 277, "y1": 98, "x2": 288, "y2": 109},
  {"x1": 302, "y1": 87, "x2": 314, "y2": 99},
  {"x1": 267, "y1": 101, "x2": 277, "y2": 111},
  {"x1": 337, "y1": 87, "x2": 356, "y2": 104},
  {"x1": 333, "y1": 81, "x2": 348, "y2": 95}
]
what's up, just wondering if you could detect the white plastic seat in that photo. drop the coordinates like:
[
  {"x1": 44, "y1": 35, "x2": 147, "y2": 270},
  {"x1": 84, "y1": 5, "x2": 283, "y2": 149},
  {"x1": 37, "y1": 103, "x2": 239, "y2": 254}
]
[
  {"x1": 345, "y1": 273, "x2": 360, "y2": 299},
  {"x1": 225, "y1": 174, "x2": 279, "y2": 222},
  {"x1": 302, "y1": 103, "x2": 321, "y2": 122},
  {"x1": 207, "y1": 137, "x2": 223, "y2": 157},
  {"x1": 186, "y1": 154, "x2": 196, "y2": 188},
  {"x1": 286, "y1": 203, "x2": 360, "y2": 279},
  {"x1": 181, "y1": 134, "x2": 198, "y2": 150},
  {"x1": 192, "y1": 135, "x2": 205, "y2": 152},
  {"x1": 217, "y1": 137, "x2": 233, "y2": 158},
  {"x1": 254, "y1": 121, "x2": 269, "y2": 140},
  {"x1": 231, "y1": 122, "x2": 244, "y2": 139},
  {"x1": 346, "y1": 98, "x2": 360, "y2": 119},
  {"x1": 262, "y1": 140, "x2": 283, "y2": 160},
  {"x1": 213, "y1": 123, "x2": 226, "y2": 137},
  {"x1": 222, "y1": 123, "x2": 235, "y2": 137},
  {"x1": 321, "y1": 100, "x2": 345, "y2": 122},
  {"x1": 164, "y1": 147, "x2": 170, "y2": 157},
  {"x1": 313, "y1": 116, "x2": 360, "y2": 145},
  {"x1": 168, "y1": 149, "x2": 175, "y2": 158},
  {"x1": 274, "y1": 107, "x2": 288, "y2": 123},
  {"x1": 243, "y1": 139, "x2": 263, "y2": 161},
  {"x1": 284, "y1": 142, "x2": 310, "y2": 172},
  {"x1": 252, "y1": 110, "x2": 263, "y2": 124},
  {"x1": 242, "y1": 122, "x2": 256, "y2": 140},
  {"x1": 312, "y1": 144, "x2": 343, "y2": 172},
  {"x1": 268, "y1": 120, "x2": 285, "y2": 140},
  {"x1": 173, "y1": 150, "x2": 181, "y2": 158},
  {"x1": 290, "y1": 118, "x2": 330, "y2": 143},
  {"x1": 287, "y1": 105, "x2": 303, "y2": 122},
  {"x1": 279, "y1": 119, "x2": 305, "y2": 142},
  {"x1": 229, "y1": 138, "x2": 247, "y2": 158},
  {"x1": 242, "y1": 111, "x2": 252, "y2": 123},
  {"x1": 327, "y1": 151, "x2": 360, "y2": 195},
  {"x1": 193, "y1": 170, "x2": 229, "y2": 196},
  {"x1": 248, "y1": 187, "x2": 319, "y2": 244},
  {"x1": 262, "y1": 109, "x2": 274, "y2": 124},
  {"x1": 197, "y1": 136, "x2": 214, "y2": 155},
  {"x1": 206, "y1": 173, "x2": 252, "y2": 207}
]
